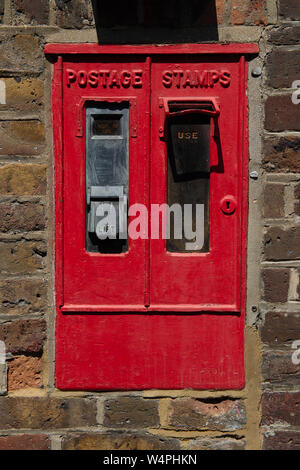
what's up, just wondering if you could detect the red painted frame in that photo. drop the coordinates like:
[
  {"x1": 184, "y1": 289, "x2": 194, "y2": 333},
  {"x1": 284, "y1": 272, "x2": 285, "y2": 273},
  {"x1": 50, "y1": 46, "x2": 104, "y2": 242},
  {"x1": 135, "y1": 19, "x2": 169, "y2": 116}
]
[{"x1": 46, "y1": 43, "x2": 258, "y2": 390}]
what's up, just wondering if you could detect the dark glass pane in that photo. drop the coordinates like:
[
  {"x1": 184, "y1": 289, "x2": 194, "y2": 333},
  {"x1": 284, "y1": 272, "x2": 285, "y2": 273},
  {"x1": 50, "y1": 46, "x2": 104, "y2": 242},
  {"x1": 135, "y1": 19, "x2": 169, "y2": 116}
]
[
  {"x1": 92, "y1": 115, "x2": 121, "y2": 136},
  {"x1": 167, "y1": 114, "x2": 210, "y2": 253}
]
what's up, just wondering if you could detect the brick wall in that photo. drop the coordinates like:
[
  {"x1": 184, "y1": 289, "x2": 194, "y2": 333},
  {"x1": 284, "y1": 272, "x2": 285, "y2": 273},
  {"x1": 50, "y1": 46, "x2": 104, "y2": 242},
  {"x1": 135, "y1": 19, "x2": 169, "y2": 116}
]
[
  {"x1": 0, "y1": 0, "x2": 299, "y2": 450},
  {"x1": 259, "y1": 0, "x2": 300, "y2": 450}
]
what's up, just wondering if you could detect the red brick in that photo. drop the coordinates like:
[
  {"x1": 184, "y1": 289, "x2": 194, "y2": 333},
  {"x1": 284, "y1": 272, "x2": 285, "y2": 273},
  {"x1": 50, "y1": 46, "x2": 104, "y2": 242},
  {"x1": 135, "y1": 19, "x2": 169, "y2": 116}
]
[
  {"x1": 232, "y1": 0, "x2": 267, "y2": 25},
  {"x1": 0, "y1": 202, "x2": 45, "y2": 233},
  {"x1": 261, "y1": 312, "x2": 300, "y2": 347},
  {"x1": 0, "y1": 78, "x2": 43, "y2": 112},
  {"x1": 262, "y1": 392, "x2": 300, "y2": 426},
  {"x1": 11, "y1": 0, "x2": 49, "y2": 24},
  {"x1": 263, "y1": 431, "x2": 300, "y2": 450},
  {"x1": 0, "y1": 318, "x2": 46, "y2": 355},
  {"x1": 0, "y1": 240, "x2": 47, "y2": 275},
  {"x1": 55, "y1": 0, "x2": 94, "y2": 29},
  {"x1": 268, "y1": 24, "x2": 300, "y2": 45},
  {"x1": 265, "y1": 95, "x2": 300, "y2": 132},
  {"x1": 8, "y1": 355, "x2": 43, "y2": 391},
  {"x1": 279, "y1": 0, "x2": 300, "y2": 20},
  {"x1": 264, "y1": 227, "x2": 300, "y2": 260},
  {"x1": 0, "y1": 279, "x2": 46, "y2": 315},
  {"x1": 0, "y1": 164, "x2": 47, "y2": 196},
  {"x1": 0, "y1": 34, "x2": 43, "y2": 74},
  {"x1": 263, "y1": 184, "x2": 285, "y2": 218},
  {"x1": 266, "y1": 49, "x2": 300, "y2": 89},
  {"x1": 262, "y1": 268, "x2": 289, "y2": 303},
  {"x1": 0, "y1": 434, "x2": 50, "y2": 450},
  {"x1": 166, "y1": 398, "x2": 246, "y2": 431},
  {"x1": 262, "y1": 350, "x2": 300, "y2": 387},
  {"x1": 104, "y1": 397, "x2": 159, "y2": 428},
  {"x1": 295, "y1": 183, "x2": 300, "y2": 216},
  {"x1": 62, "y1": 432, "x2": 180, "y2": 450},
  {"x1": 263, "y1": 135, "x2": 300, "y2": 173},
  {"x1": 186, "y1": 437, "x2": 245, "y2": 450},
  {"x1": 0, "y1": 121, "x2": 45, "y2": 156},
  {"x1": 0, "y1": 397, "x2": 97, "y2": 429}
]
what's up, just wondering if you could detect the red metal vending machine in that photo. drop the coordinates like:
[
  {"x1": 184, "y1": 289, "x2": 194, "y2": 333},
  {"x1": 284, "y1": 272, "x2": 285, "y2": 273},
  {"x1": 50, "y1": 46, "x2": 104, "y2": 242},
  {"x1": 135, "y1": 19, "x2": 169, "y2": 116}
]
[{"x1": 45, "y1": 43, "x2": 258, "y2": 390}]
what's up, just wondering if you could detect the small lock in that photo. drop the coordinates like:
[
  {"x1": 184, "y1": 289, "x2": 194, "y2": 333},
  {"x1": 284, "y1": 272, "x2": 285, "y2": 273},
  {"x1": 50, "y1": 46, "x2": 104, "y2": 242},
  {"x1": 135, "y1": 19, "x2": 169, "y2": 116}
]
[{"x1": 220, "y1": 195, "x2": 237, "y2": 215}]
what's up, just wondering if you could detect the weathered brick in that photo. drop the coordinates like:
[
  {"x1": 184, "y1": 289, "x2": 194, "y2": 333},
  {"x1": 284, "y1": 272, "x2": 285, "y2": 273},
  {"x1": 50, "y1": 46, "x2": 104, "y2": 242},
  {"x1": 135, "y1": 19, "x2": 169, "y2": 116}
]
[
  {"x1": 265, "y1": 95, "x2": 300, "y2": 132},
  {"x1": 263, "y1": 431, "x2": 300, "y2": 450},
  {"x1": 264, "y1": 227, "x2": 300, "y2": 260},
  {"x1": 0, "y1": 34, "x2": 43, "y2": 73},
  {"x1": 0, "y1": 78, "x2": 43, "y2": 112},
  {"x1": 261, "y1": 312, "x2": 300, "y2": 347},
  {"x1": 0, "y1": 279, "x2": 46, "y2": 315},
  {"x1": 8, "y1": 355, "x2": 43, "y2": 391},
  {"x1": 0, "y1": 364, "x2": 7, "y2": 395},
  {"x1": 262, "y1": 392, "x2": 300, "y2": 426},
  {"x1": 186, "y1": 437, "x2": 245, "y2": 450},
  {"x1": 263, "y1": 184, "x2": 285, "y2": 218},
  {"x1": 0, "y1": 318, "x2": 46, "y2": 355},
  {"x1": 262, "y1": 350, "x2": 300, "y2": 387},
  {"x1": 0, "y1": 0, "x2": 4, "y2": 22},
  {"x1": 0, "y1": 397, "x2": 97, "y2": 429},
  {"x1": 263, "y1": 135, "x2": 300, "y2": 172},
  {"x1": 279, "y1": 0, "x2": 300, "y2": 20},
  {"x1": 11, "y1": 0, "x2": 49, "y2": 25},
  {"x1": 266, "y1": 49, "x2": 300, "y2": 89},
  {"x1": 262, "y1": 268, "x2": 289, "y2": 303},
  {"x1": 62, "y1": 432, "x2": 180, "y2": 450},
  {"x1": 55, "y1": 0, "x2": 94, "y2": 29},
  {"x1": 0, "y1": 202, "x2": 45, "y2": 233},
  {"x1": 0, "y1": 434, "x2": 50, "y2": 450},
  {"x1": 268, "y1": 24, "x2": 300, "y2": 45},
  {"x1": 0, "y1": 121, "x2": 45, "y2": 156},
  {"x1": 295, "y1": 182, "x2": 300, "y2": 216},
  {"x1": 0, "y1": 240, "x2": 47, "y2": 274},
  {"x1": 104, "y1": 397, "x2": 159, "y2": 429},
  {"x1": 0, "y1": 164, "x2": 46, "y2": 196},
  {"x1": 166, "y1": 398, "x2": 246, "y2": 431},
  {"x1": 232, "y1": 0, "x2": 267, "y2": 25}
]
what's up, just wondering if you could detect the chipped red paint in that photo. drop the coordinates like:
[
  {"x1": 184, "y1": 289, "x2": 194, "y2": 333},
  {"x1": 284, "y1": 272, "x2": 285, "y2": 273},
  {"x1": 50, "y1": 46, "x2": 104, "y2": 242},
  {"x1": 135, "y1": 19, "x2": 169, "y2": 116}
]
[{"x1": 47, "y1": 44, "x2": 257, "y2": 390}]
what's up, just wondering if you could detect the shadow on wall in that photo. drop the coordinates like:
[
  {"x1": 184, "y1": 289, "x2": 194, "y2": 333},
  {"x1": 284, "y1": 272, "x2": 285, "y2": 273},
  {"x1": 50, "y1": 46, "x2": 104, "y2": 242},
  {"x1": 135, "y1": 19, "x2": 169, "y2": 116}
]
[{"x1": 91, "y1": 0, "x2": 219, "y2": 44}]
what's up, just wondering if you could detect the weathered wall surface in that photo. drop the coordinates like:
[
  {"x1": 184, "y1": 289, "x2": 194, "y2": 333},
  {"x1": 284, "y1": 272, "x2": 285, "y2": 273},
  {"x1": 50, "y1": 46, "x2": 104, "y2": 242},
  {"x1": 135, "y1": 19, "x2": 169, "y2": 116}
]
[{"x1": 0, "y1": 0, "x2": 299, "y2": 450}]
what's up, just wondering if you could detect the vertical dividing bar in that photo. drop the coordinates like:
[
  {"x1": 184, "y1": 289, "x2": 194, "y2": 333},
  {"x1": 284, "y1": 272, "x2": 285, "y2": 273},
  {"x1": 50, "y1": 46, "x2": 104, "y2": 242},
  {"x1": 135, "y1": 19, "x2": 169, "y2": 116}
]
[
  {"x1": 53, "y1": 56, "x2": 64, "y2": 308},
  {"x1": 145, "y1": 56, "x2": 151, "y2": 308}
]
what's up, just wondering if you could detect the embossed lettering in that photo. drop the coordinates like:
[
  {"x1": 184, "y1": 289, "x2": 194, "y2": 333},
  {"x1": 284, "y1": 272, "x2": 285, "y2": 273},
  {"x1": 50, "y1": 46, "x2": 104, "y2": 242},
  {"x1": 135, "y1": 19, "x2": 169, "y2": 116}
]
[
  {"x1": 209, "y1": 70, "x2": 220, "y2": 87},
  {"x1": 132, "y1": 70, "x2": 143, "y2": 88},
  {"x1": 66, "y1": 69, "x2": 77, "y2": 87},
  {"x1": 162, "y1": 69, "x2": 231, "y2": 88},
  {"x1": 220, "y1": 70, "x2": 231, "y2": 87},
  {"x1": 182, "y1": 70, "x2": 195, "y2": 88},
  {"x1": 88, "y1": 71, "x2": 98, "y2": 87},
  {"x1": 196, "y1": 71, "x2": 209, "y2": 88},
  {"x1": 162, "y1": 71, "x2": 173, "y2": 87},
  {"x1": 78, "y1": 70, "x2": 87, "y2": 87},
  {"x1": 109, "y1": 70, "x2": 120, "y2": 88},
  {"x1": 120, "y1": 71, "x2": 131, "y2": 87},
  {"x1": 174, "y1": 70, "x2": 184, "y2": 88}
]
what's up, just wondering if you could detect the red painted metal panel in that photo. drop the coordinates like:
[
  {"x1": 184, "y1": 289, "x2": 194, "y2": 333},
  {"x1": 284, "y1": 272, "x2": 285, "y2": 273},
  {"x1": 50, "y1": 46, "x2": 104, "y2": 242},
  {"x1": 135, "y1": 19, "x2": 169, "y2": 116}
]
[
  {"x1": 56, "y1": 313, "x2": 244, "y2": 390},
  {"x1": 61, "y1": 59, "x2": 149, "y2": 310},
  {"x1": 45, "y1": 43, "x2": 259, "y2": 56},
  {"x1": 48, "y1": 44, "x2": 256, "y2": 390},
  {"x1": 149, "y1": 57, "x2": 245, "y2": 311}
]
